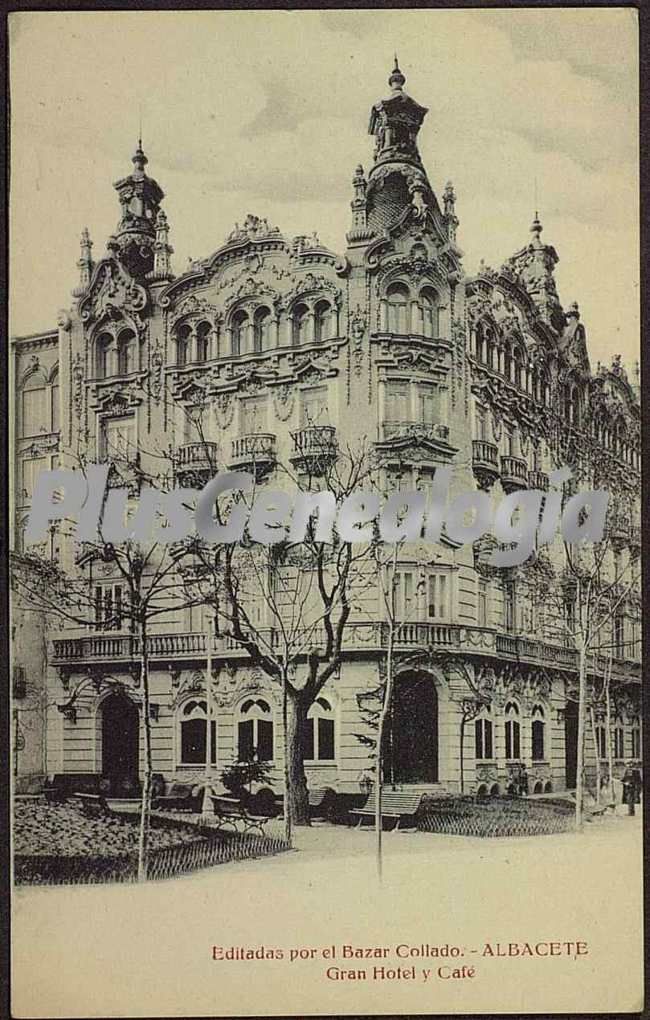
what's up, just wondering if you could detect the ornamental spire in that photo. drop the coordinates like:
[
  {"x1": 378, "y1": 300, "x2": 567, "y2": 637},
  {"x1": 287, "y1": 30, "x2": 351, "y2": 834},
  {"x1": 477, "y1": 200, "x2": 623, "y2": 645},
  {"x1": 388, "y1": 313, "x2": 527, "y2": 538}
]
[{"x1": 388, "y1": 54, "x2": 406, "y2": 92}]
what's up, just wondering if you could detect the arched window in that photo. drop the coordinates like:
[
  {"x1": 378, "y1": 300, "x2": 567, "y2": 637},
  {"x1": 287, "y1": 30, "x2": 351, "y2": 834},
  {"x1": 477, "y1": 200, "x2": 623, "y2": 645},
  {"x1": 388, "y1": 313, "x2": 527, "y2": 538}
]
[
  {"x1": 504, "y1": 701, "x2": 520, "y2": 760},
  {"x1": 540, "y1": 369, "x2": 550, "y2": 406},
  {"x1": 232, "y1": 310, "x2": 248, "y2": 356},
  {"x1": 97, "y1": 332, "x2": 113, "y2": 379},
  {"x1": 314, "y1": 300, "x2": 332, "y2": 343},
  {"x1": 196, "y1": 321, "x2": 211, "y2": 362},
  {"x1": 613, "y1": 719, "x2": 625, "y2": 759},
  {"x1": 179, "y1": 699, "x2": 216, "y2": 765},
  {"x1": 485, "y1": 329, "x2": 496, "y2": 370},
  {"x1": 475, "y1": 707, "x2": 493, "y2": 760},
  {"x1": 292, "y1": 303, "x2": 310, "y2": 346},
  {"x1": 503, "y1": 342, "x2": 512, "y2": 382},
  {"x1": 474, "y1": 323, "x2": 485, "y2": 362},
  {"x1": 21, "y1": 368, "x2": 48, "y2": 437},
  {"x1": 176, "y1": 323, "x2": 191, "y2": 367},
  {"x1": 386, "y1": 282, "x2": 410, "y2": 334},
  {"x1": 303, "y1": 697, "x2": 335, "y2": 761},
  {"x1": 419, "y1": 287, "x2": 439, "y2": 338},
  {"x1": 531, "y1": 704, "x2": 545, "y2": 761},
  {"x1": 117, "y1": 328, "x2": 136, "y2": 375},
  {"x1": 512, "y1": 346, "x2": 523, "y2": 387},
  {"x1": 253, "y1": 307, "x2": 272, "y2": 352},
  {"x1": 237, "y1": 698, "x2": 274, "y2": 762}
]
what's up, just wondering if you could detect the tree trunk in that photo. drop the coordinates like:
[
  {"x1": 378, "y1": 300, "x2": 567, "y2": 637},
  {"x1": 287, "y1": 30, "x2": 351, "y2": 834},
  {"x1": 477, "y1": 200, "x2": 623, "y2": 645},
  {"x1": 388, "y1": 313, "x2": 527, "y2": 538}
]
[
  {"x1": 459, "y1": 714, "x2": 466, "y2": 794},
  {"x1": 137, "y1": 619, "x2": 153, "y2": 882},
  {"x1": 375, "y1": 622, "x2": 395, "y2": 885},
  {"x1": 589, "y1": 705, "x2": 600, "y2": 806},
  {"x1": 285, "y1": 686, "x2": 310, "y2": 828},
  {"x1": 575, "y1": 641, "x2": 587, "y2": 831},
  {"x1": 605, "y1": 658, "x2": 614, "y2": 806}
]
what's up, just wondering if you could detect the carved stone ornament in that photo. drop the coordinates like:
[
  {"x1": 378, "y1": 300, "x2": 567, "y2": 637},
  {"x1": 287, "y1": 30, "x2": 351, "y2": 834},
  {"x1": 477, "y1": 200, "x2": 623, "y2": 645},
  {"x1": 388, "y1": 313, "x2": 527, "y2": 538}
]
[
  {"x1": 272, "y1": 384, "x2": 296, "y2": 422},
  {"x1": 214, "y1": 393, "x2": 235, "y2": 429},
  {"x1": 72, "y1": 353, "x2": 85, "y2": 418},
  {"x1": 79, "y1": 257, "x2": 148, "y2": 325},
  {"x1": 150, "y1": 340, "x2": 164, "y2": 402}
]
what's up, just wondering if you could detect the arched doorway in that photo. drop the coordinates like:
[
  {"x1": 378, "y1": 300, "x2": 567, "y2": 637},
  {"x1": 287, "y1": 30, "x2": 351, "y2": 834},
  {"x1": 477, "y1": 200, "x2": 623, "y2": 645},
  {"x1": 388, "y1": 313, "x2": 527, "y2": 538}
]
[
  {"x1": 383, "y1": 671, "x2": 438, "y2": 784},
  {"x1": 101, "y1": 693, "x2": 140, "y2": 796},
  {"x1": 565, "y1": 700, "x2": 578, "y2": 789}
]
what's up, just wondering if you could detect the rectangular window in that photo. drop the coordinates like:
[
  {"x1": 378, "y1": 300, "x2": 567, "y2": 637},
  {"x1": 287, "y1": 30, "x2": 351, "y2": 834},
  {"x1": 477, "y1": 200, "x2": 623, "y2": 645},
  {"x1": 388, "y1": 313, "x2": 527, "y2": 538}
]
[
  {"x1": 21, "y1": 457, "x2": 48, "y2": 503},
  {"x1": 505, "y1": 720, "x2": 520, "y2": 760},
  {"x1": 614, "y1": 727, "x2": 625, "y2": 759},
  {"x1": 94, "y1": 584, "x2": 125, "y2": 631},
  {"x1": 257, "y1": 719, "x2": 274, "y2": 762},
  {"x1": 477, "y1": 580, "x2": 488, "y2": 627},
  {"x1": 595, "y1": 725, "x2": 607, "y2": 759},
  {"x1": 22, "y1": 388, "x2": 47, "y2": 436},
  {"x1": 394, "y1": 571, "x2": 414, "y2": 620},
  {"x1": 51, "y1": 383, "x2": 60, "y2": 433},
  {"x1": 476, "y1": 405, "x2": 488, "y2": 441},
  {"x1": 318, "y1": 717, "x2": 335, "y2": 761},
  {"x1": 101, "y1": 416, "x2": 135, "y2": 462},
  {"x1": 475, "y1": 718, "x2": 493, "y2": 760},
  {"x1": 300, "y1": 387, "x2": 328, "y2": 426},
  {"x1": 427, "y1": 573, "x2": 449, "y2": 620},
  {"x1": 531, "y1": 720, "x2": 545, "y2": 761},
  {"x1": 503, "y1": 582, "x2": 516, "y2": 633},
  {"x1": 614, "y1": 615, "x2": 625, "y2": 657},
  {"x1": 418, "y1": 384, "x2": 438, "y2": 425},
  {"x1": 385, "y1": 381, "x2": 410, "y2": 423},
  {"x1": 631, "y1": 728, "x2": 641, "y2": 759},
  {"x1": 238, "y1": 719, "x2": 254, "y2": 762},
  {"x1": 504, "y1": 424, "x2": 515, "y2": 457}
]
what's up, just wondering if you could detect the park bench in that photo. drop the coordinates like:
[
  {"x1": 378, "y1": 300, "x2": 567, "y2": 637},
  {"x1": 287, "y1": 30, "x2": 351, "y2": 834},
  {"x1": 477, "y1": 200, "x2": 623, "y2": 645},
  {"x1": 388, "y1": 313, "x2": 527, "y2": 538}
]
[
  {"x1": 349, "y1": 791, "x2": 424, "y2": 831},
  {"x1": 153, "y1": 781, "x2": 203, "y2": 812},
  {"x1": 308, "y1": 787, "x2": 336, "y2": 819},
  {"x1": 72, "y1": 792, "x2": 107, "y2": 817},
  {"x1": 210, "y1": 795, "x2": 271, "y2": 837}
]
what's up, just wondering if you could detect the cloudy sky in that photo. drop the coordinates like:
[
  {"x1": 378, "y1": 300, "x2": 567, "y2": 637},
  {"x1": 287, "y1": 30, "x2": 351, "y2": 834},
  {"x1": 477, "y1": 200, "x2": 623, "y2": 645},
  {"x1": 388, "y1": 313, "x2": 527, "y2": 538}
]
[{"x1": 10, "y1": 9, "x2": 639, "y2": 367}]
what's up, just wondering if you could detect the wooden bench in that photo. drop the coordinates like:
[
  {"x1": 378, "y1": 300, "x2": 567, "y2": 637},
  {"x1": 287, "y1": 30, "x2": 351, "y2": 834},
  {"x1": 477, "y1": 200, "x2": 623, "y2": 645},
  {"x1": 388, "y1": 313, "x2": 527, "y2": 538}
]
[
  {"x1": 72, "y1": 792, "x2": 107, "y2": 817},
  {"x1": 153, "y1": 782, "x2": 202, "y2": 812},
  {"x1": 210, "y1": 795, "x2": 270, "y2": 837},
  {"x1": 349, "y1": 791, "x2": 424, "y2": 831},
  {"x1": 309, "y1": 787, "x2": 336, "y2": 819}
]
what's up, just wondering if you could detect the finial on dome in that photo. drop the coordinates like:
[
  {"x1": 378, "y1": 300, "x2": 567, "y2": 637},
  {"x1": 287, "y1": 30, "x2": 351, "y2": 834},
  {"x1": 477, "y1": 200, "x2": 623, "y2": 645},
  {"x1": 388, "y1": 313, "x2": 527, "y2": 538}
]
[
  {"x1": 389, "y1": 54, "x2": 406, "y2": 91},
  {"x1": 567, "y1": 300, "x2": 580, "y2": 319},
  {"x1": 132, "y1": 138, "x2": 148, "y2": 171}
]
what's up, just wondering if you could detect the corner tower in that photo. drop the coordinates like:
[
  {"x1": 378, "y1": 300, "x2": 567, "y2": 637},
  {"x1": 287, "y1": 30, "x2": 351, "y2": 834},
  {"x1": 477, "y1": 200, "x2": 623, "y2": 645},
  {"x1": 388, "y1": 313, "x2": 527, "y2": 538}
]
[{"x1": 110, "y1": 140, "x2": 165, "y2": 278}]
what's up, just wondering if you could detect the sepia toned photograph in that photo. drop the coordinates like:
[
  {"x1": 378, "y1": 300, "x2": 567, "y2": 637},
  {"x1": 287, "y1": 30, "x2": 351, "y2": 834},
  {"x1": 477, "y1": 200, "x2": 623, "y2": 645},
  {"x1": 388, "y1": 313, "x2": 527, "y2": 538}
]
[{"x1": 9, "y1": 7, "x2": 642, "y2": 1017}]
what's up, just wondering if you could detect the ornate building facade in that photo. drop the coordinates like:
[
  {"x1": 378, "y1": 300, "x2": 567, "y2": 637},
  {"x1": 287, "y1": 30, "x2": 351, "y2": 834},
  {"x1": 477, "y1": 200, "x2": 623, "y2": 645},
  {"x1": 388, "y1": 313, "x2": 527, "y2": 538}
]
[{"x1": 11, "y1": 62, "x2": 641, "y2": 800}]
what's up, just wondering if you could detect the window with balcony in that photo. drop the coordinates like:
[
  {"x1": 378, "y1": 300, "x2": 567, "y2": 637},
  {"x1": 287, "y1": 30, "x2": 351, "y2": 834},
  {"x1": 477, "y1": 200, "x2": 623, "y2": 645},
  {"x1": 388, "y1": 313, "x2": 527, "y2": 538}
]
[
  {"x1": 503, "y1": 581, "x2": 516, "y2": 633},
  {"x1": 240, "y1": 395, "x2": 267, "y2": 435},
  {"x1": 531, "y1": 705, "x2": 545, "y2": 760},
  {"x1": 419, "y1": 287, "x2": 439, "y2": 338},
  {"x1": 426, "y1": 573, "x2": 449, "y2": 620},
  {"x1": 100, "y1": 416, "x2": 135, "y2": 462},
  {"x1": 179, "y1": 700, "x2": 216, "y2": 765},
  {"x1": 477, "y1": 579, "x2": 488, "y2": 627},
  {"x1": 300, "y1": 387, "x2": 329, "y2": 426},
  {"x1": 231, "y1": 310, "x2": 248, "y2": 356},
  {"x1": 253, "y1": 307, "x2": 272, "y2": 353},
  {"x1": 94, "y1": 583, "x2": 124, "y2": 631},
  {"x1": 176, "y1": 323, "x2": 191, "y2": 366},
  {"x1": 237, "y1": 698, "x2": 274, "y2": 762},
  {"x1": 504, "y1": 702, "x2": 521, "y2": 760},
  {"x1": 476, "y1": 405, "x2": 489, "y2": 442},
  {"x1": 475, "y1": 710, "x2": 493, "y2": 760},
  {"x1": 303, "y1": 697, "x2": 335, "y2": 762},
  {"x1": 196, "y1": 321, "x2": 211, "y2": 362},
  {"x1": 292, "y1": 303, "x2": 310, "y2": 346},
  {"x1": 314, "y1": 300, "x2": 333, "y2": 343},
  {"x1": 385, "y1": 380, "x2": 410, "y2": 422},
  {"x1": 117, "y1": 328, "x2": 137, "y2": 375},
  {"x1": 386, "y1": 282, "x2": 410, "y2": 334}
]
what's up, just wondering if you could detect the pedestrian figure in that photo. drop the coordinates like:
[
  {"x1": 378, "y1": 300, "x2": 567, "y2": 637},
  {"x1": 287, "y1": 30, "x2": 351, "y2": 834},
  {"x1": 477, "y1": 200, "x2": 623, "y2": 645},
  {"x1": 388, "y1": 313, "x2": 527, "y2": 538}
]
[{"x1": 622, "y1": 763, "x2": 641, "y2": 816}]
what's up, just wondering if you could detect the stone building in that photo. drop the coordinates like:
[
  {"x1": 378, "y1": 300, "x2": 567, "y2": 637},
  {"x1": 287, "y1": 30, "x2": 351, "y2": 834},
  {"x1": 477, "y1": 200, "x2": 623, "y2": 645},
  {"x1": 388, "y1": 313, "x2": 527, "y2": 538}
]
[{"x1": 11, "y1": 62, "x2": 641, "y2": 801}]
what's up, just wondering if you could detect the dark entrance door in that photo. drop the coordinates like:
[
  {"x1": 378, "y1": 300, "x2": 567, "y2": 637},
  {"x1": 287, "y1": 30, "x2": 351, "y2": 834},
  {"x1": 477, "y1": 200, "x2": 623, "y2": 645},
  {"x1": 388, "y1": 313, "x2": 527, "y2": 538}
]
[
  {"x1": 101, "y1": 693, "x2": 140, "y2": 796},
  {"x1": 565, "y1": 700, "x2": 578, "y2": 789},
  {"x1": 383, "y1": 671, "x2": 438, "y2": 784}
]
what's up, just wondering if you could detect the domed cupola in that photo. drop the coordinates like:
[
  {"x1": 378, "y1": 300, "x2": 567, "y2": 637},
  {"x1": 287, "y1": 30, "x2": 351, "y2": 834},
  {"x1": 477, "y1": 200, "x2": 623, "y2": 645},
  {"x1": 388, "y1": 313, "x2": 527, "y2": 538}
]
[
  {"x1": 366, "y1": 58, "x2": 437, "y2": 235},
  {"x1": 110, "y1": 140, "x2": 165, "y2": 278}
]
